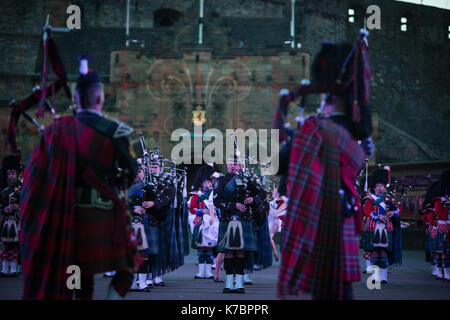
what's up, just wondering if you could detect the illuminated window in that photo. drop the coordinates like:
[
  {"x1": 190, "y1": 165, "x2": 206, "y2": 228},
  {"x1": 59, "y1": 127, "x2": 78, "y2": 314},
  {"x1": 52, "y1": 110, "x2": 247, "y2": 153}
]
[
  {"x1": 448, "y1": 26, "x2": 450, "y2": 39},
  {"x1": 401, "y1": 17, "x2": 407, "y2": 31},
  {"x1": 348, "y1": 8, "x2": 355, "y2": 23}
]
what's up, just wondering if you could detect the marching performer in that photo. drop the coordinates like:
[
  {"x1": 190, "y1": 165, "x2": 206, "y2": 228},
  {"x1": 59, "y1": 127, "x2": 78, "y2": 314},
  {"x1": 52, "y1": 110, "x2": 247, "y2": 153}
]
[
  {"x1": 423, "y1": 182, "x2": 439, "y2": 278},
  {"x1": 245, "y1": 177, "x2": 271, "y2": 285},
  {"x1": 143, "y1": 154, "x2": 173, "y2": 287},
  {"x1": 268, "y1": 175, "x2": 288, "y2": 262},
  {"x1": 278, "y1": 32, "x2": 373, "y2": 300},
  {"x1": 128, "y1": 166, "x2": 152, "y2": 292},
  {"x1": 20, "y1": 55, "x2": 141, "y2": 299},
  {"x1": 0, "y1": 155, "x2": 22, "y2": 278},
  {"x1": 190, "y1": 165, "x2": 217, "y2": 279},
  {"x1": 363, "y1": 166, "x2": 402, "y2": 284},
  {"x1": 214, "y1": 155, "x2": 267, "y2": 294},
  {"x1": 427, "y1": 171, "x2": 450, "y2": 281}
]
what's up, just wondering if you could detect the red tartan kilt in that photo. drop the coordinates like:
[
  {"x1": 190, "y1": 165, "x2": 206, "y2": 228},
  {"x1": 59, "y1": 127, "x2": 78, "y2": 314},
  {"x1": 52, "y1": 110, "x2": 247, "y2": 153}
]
[
  {"x1": 343, "y1": 216, "x2": 361, "y2": 282},
  {"x1": 74, "y1": 206, "x2": 129, "y2": 275}
]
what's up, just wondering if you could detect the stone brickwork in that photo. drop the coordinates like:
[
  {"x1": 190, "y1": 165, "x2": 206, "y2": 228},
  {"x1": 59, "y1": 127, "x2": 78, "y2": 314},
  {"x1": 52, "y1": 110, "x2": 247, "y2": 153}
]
[
  {"x1": 0, "y1": 0, "x2": 449, "y2": 168},
  {"x1": 111, "y1": 47, "x2": 309, "y2": 158}
]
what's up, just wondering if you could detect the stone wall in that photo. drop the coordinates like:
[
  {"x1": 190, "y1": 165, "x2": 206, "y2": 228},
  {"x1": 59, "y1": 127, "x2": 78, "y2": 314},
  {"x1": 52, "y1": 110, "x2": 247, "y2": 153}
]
[{"x1": 0, "y1": 0, "x2": 449, "y2": 166}]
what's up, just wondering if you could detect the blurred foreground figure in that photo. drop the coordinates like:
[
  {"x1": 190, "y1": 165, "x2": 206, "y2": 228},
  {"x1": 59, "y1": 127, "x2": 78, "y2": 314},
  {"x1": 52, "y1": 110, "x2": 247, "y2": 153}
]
[
  {"x1": 278, "y1": 31, "x2": 373, "y2": 300},
  {"x1": 20, "y1": 55, "x2": 141, "y2": 300}
]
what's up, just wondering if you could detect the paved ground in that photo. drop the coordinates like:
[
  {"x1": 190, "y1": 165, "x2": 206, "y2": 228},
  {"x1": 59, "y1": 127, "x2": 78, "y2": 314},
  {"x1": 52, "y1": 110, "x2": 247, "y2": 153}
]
[{"x1": 0, "y1": 249, "x2": 449, "y2": 300}]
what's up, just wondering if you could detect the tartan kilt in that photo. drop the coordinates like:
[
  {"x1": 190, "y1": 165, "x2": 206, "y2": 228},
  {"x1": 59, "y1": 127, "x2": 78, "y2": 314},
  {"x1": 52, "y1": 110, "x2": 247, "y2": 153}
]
[
  {"x1": 428, "y1": 232, "x2": 447, "y2": 253},
  {"x1": 217, "y1": 220, "x2": 257, "y2": 252},
  {"x1": 424, "y1": 232, "x2": 430, "y2": 253},
  {"x1": 343, "y1": 216, "x2": 360, "y2": 282},
  {"x1": 255, "y1": 218, "x2": 273, "y2": 270},
  {"x1": 142, "y1": 215, "x2": 159, "y2": 255},
  {"x1": 74, "y1": 206, "x2": 128, "y2": 275},
  {"x1": 182, "y1": 201, "x2": 190, "y2": 256},
  {"x1": 191, "y1": 224, "x2": 201, "y2": 249},
  {"x1": 362, "y1": 229, "x2": 393, "y2": 252}
]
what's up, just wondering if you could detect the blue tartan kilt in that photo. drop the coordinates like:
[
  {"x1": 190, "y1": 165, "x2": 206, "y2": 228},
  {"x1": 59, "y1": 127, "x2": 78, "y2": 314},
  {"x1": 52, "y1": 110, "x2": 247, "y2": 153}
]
[
  {"x1": 255, "y1": 217, "x2": 273, "y2": 269},
  {"x1": 182, "y1": 201, "x2": 190, "y2": 256},
  {"x1": 142, "y1": 215, "x2": 159, "y2": 255},
  {"x1": 217, "y1": 220, "x2": 257, "y2": 252},
  {"x1": 429, "y1": 232, "x2": 447, "y2": 253},
  {"x1": 362, "y1": 229, "x2": 393, "y2": 252}
]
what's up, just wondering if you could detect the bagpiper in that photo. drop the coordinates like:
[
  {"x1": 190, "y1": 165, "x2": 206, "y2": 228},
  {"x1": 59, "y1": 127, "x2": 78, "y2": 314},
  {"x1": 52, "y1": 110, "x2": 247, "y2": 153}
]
[
  {"x1": 277, "y1": 32, "x2": 373, "y2": 300},
  {"x1": 426, "y1": 171, "x2": 450, "y2": 281},
  {"x1": 0, "y1": 154, "x2": 22, "y2": 277},
  {"x1": 213, "y1": 153, "x2": 267, "y2": 294},
  {"x1": 363, "y1": 166, "x2": 402, "y2": 284},
  {"x1": 20, "y1": 55, "x2": 141, "y2": 300}
]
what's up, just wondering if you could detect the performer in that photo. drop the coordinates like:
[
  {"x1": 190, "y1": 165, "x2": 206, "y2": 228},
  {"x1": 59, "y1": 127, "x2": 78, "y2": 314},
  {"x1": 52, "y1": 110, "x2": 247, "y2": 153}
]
[
  {"x1": 210, "y1": 171, "x2": 226, "y2": 282},
  {"x1": 277, "y1": 34, "x2": 373, "y2": 300},
  {"x1": 423, "y1": 182, "x2": 439, "y2": 278},
  {"x1": 190, "y1": 165, "x2": 216, "y2": 279},
  {"x1": 245, "y1": 176, "x2": 271, "y2": 285},
  {"x1": 268, "y1": 175, "x2": 288, "y2": 262},
  {"x1": 128, "y1": 166, "x2": 151, "y2": 292},
  {"x1": 142, "y1": 155, "x2": 173, "y2": 288},
  {"x1": 214, "y1": 156, "x2": 266, "y2": 294},
  {"x1": 20, "y1": 56, "x2": 141, "y2": 300},
  {"x1": 0, "y1": 155, "x2": 22, "y2": 278},
  {"x1": 363, "y1": 166, "x2": 402, "y2": 284},
  {"x1": 428, "y1": 171, "x2": 450, "y2": 281}
]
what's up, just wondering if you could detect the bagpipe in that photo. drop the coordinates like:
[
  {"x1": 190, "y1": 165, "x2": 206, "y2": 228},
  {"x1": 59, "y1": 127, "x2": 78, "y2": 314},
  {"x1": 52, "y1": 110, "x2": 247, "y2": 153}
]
[
  {"x1": 138, "y1": 132, "x2": 188, "y2": 206},
  {"x1": 230, "y1": 134, "x2": 271, "y2": 227},
  {"x1": 386, "y1": 179, "x2": 412, "y2": 211},
  {"x1": 273, "y1": 29, "x2": 373, "y2": 175},
  {"x1": 139, "y1": 132, "x2": 163, "y2": 202},
  {"x1": 3, "y1": 16, "x2": 74, "y2": 153}
]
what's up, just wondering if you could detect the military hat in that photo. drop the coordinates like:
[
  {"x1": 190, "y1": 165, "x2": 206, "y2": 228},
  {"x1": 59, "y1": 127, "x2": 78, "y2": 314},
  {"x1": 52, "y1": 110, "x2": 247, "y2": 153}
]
[
  {"x1": 192, "y1": 165, "x2": 215, "y2": 191},
  {"x1": 368, "y1": 166, "x2": 390, "y2": 192}
]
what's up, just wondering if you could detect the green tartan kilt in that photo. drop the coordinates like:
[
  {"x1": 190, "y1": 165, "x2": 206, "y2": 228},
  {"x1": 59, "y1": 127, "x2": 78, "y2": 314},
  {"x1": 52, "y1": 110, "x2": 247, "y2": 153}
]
[
  {"x1": 362, "y1": 229, "x2": 393, "y2": 252},
  {"x1": 142, "y1": 214, "x2": 159, "y2": 255},
  {"x1": 217, "y1": 220, "x2": 257, "y2": 252}
]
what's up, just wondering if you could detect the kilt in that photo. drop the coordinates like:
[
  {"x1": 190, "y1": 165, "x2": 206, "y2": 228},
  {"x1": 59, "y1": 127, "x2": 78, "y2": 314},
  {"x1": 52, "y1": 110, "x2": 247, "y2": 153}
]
[
  {"x1": 74, "y1": 206, "x2": 128, "y2": 275},
  {"x1": 182, "y1": 201, "x2": 190, "y2": 256},
  {"x1": 428, "y1": 232, "x2": 447, "y2": 253},
  {"x1": 150, "y1": 221, "x2": 168, "y2": 277},
  {"x1": 255, "y1": 217, "x2": 273, "y2": 270},
  {"x1": 362, "y1": 228, "x2": 393, "y2": 252},
  {"x1": 191, "y1": 224, "x2": 201, "y2": 249},
  {"x1": 217, "y1": 220, "x2": 257, "y2": 252},
  {"x1": 142, "y1": 215, "x2": 159, "y2": 255},
  {"x1": 342, "y1": 216, "x2": 360, "y2": 282},
  {"x1": 175, "y1": 207, "x2": 185, "y2": 267}
]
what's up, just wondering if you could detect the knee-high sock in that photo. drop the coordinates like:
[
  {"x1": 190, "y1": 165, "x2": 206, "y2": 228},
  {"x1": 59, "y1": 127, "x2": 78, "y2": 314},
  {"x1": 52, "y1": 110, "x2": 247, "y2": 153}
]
[
  {"x1": 223, "y1": 257, "x2": 235, "y2": 275},
  {"x1": 235, "y1": 257, "x2": 245, "y2": 275},
  {"x1": 138, "y1": 260, "x2": 149, "y2": 274}
]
